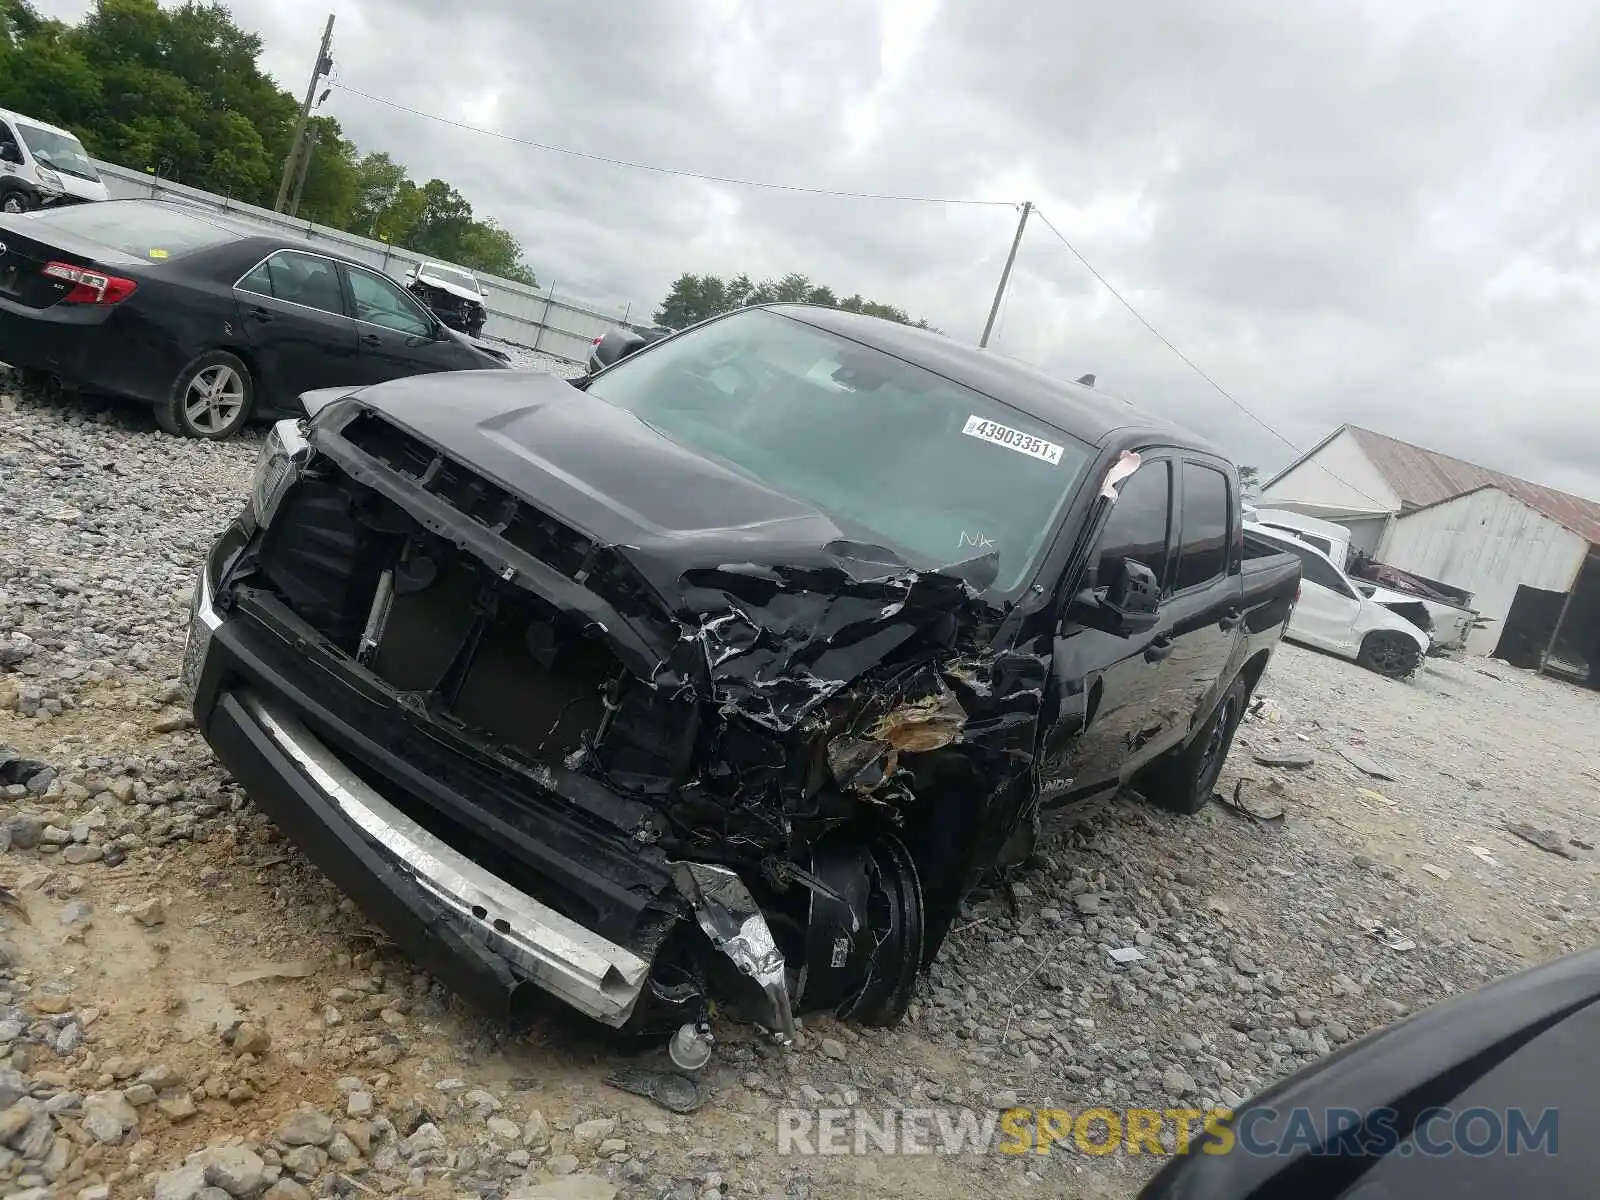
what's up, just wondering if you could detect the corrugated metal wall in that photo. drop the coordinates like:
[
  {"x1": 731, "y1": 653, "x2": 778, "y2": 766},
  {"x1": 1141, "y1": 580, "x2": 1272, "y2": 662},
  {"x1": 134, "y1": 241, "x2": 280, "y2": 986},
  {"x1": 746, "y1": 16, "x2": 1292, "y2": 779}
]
[
  {"x1": 94, "y1": 161, "x2": 637, "y2": 364},
  {"x1": 1385, "y1": 487, "x2": 1589, "y2": 655}
]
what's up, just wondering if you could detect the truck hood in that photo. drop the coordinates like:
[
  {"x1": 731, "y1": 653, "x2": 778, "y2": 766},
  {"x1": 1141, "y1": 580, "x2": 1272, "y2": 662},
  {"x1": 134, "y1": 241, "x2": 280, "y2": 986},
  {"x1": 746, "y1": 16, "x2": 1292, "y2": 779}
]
[
  {"x1": 310, "y1": 372, "x2": 998, "y2": 731},
  {"x1": 353, "y1": 369, "x2": 858, "y2": 563}
]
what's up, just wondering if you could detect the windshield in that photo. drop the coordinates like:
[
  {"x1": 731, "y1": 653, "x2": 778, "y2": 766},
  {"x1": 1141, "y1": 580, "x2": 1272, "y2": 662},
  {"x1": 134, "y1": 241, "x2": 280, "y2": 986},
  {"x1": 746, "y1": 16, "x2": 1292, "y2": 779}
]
[
  {"x1": 585, "y1": 308, "x2": 1095, "y2": 591},
  {"x1": 423, "y1": 265, "x2": 478, "y2": 292},
  {"x1": 17, "y1": 123, "x2": 100, "y2": 182}
]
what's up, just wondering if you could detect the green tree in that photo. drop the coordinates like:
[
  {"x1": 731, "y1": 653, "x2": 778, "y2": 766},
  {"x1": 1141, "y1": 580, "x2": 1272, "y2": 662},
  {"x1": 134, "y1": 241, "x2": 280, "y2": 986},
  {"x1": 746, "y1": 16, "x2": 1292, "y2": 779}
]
[
  {"x1": 653, "y1": 272, "x2": 929, "y2": 331},
  {"x1": 653, "y1": 273, "x2": 732, "y2": 329},
  {"x1": 350, "y1": 151, "x2": 407, "y2": 236},
  {"x1": 0, "y1": 0, "x2": 538, "y2": 282}
]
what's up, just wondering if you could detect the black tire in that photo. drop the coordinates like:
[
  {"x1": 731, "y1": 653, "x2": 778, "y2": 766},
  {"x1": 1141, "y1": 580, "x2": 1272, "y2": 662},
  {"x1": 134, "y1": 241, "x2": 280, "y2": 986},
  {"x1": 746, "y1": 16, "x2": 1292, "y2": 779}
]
[
  {"x1": 1141, "y1": 673, "x2": 1251, "y2": 815},
  {"x1": 1358, "y1": 630, "x2": 1422, "y2": 679},
  {"x1": 0, "y1": 189, "x2": 32, "y2": 215},
  {"x1": 156, "y1": 350, "x2": 255, "y2": 439},
  {"x1": 837, "y1": 835, "x2": 925, "y2": 1027}
]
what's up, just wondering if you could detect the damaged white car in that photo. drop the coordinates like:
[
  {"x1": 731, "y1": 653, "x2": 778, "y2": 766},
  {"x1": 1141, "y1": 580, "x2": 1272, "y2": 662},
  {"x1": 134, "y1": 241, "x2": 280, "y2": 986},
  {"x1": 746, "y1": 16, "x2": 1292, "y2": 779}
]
[{"x1": 1245, "y1": 521, "x2": 1430, "y2": 677}]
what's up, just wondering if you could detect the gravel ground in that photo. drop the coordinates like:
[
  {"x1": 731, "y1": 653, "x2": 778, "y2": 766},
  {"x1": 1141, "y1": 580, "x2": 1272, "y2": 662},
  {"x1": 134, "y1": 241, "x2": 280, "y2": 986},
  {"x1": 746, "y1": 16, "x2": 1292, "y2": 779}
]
[{"x1": 1, "y1": 370, "x2": 1598, "y2": 1200}]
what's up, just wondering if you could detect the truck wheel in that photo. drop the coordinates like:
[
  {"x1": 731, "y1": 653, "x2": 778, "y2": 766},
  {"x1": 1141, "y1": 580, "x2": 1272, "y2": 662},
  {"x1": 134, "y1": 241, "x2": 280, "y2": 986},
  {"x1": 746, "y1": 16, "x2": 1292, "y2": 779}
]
[
  {"x1": 837, "y1": 835, "x2": 924, "y2": 1027},
  {"x1": 1, "y1": 189, "x2": 31, "y2": 215},
  {"x1": 1142, "y1": 674, "x2": 1251, "y2": 816},
  {"x1": 1358, "y1": 631, "x2": 1422, "y2": 679}
]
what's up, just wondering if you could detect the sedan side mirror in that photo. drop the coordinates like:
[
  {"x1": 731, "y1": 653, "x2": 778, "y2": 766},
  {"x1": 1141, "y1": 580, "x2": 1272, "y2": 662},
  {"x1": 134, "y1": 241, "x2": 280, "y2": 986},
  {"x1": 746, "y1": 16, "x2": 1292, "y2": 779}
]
[{"x1": 1068, "y1": 558, "x2": 1162, "y2": 637}]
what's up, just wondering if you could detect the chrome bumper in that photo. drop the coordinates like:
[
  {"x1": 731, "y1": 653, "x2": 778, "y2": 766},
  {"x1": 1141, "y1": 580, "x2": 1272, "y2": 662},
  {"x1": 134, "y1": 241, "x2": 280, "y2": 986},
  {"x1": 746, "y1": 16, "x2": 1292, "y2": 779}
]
[{"x1": 181, "y1": 572, "x2": 652, "y2": 1028}]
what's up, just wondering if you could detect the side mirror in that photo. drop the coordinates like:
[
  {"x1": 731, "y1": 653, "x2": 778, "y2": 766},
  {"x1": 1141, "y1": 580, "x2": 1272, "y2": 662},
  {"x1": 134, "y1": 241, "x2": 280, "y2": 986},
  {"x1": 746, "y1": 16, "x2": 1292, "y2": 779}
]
[
  {"x1": 0, "y1": 143, "x2": 20, "y2": 165},
  {"x1": 1067, "y1": 558, "x2": 1162, "y2": 637}
]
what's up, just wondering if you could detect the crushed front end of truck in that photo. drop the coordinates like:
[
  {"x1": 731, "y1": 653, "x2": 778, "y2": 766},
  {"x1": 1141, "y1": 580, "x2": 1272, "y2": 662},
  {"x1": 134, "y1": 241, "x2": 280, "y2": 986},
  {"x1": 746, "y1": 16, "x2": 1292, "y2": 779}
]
[{"x1": 182, "y1": 395, "x2": 1049, "y2": 1050}]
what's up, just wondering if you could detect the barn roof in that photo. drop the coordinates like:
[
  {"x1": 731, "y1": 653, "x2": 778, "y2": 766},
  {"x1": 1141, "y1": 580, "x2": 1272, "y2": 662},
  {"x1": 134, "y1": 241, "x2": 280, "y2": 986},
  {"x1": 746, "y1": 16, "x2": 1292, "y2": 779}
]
[{"x1": 1343, "y1": 427, "x2": 1600, "y2": 545}]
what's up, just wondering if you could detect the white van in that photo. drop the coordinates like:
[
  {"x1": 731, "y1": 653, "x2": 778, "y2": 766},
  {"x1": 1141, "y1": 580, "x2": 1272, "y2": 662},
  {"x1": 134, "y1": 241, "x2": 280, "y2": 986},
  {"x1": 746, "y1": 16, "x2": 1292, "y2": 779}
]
[{"x1": 0, "y1": 108, "x2": 110, "y2": 214}]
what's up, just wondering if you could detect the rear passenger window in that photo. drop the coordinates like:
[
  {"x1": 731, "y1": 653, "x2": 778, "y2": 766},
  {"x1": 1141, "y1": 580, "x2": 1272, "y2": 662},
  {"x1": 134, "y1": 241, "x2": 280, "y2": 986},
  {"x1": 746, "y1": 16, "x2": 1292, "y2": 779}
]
[
  {"x1": 235, "y1": 251, "x2": 345, "y2": 316},
  {"x1": 236, "y1": 260, "x2": 273, "y2": 298},
  {"x1": 1095, "y1": 461, "x2": 1171, "y2": 586},
  {"x1": 1175, "y1": 463, "x2": 1230, "y2": 590}
]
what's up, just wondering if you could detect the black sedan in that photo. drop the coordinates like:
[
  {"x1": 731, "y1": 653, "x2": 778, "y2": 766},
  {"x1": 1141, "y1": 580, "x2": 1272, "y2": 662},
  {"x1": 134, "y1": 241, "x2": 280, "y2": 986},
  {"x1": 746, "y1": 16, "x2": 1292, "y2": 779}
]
[
  {"x1": 0, "y1": 198, "x2": 507, "y2": 438},
  {"x1": 1139, "y1": 943, "x2": 1597, "y2": 1199},
  {"x1": 586, "y1": 322, "x2": 672, "y2": 374}
]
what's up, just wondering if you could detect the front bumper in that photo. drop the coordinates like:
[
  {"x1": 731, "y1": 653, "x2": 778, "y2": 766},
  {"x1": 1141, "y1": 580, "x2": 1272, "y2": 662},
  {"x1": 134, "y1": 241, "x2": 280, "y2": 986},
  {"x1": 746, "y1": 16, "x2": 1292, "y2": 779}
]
[{"x1": 180, "y1": 562, "x2": 653, "y2": 1027}]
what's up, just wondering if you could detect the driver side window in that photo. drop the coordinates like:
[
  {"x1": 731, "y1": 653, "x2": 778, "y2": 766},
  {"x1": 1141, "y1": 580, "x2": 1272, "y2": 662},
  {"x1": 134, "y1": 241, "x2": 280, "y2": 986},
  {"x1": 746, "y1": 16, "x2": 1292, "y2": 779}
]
[
  {"x1": 346, "y1": 266, "x2": 434, "y2": 337},
  {"x1": 1094, "y1": 460, "x2": 1172, "y2": 591}
]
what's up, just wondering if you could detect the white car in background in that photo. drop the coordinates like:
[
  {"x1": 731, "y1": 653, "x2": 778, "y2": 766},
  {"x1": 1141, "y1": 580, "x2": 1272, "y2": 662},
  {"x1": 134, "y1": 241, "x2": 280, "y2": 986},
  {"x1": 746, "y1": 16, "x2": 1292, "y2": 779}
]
[{"x1": 1245, "y1": 520, "x2": 1431, "y2": 678}]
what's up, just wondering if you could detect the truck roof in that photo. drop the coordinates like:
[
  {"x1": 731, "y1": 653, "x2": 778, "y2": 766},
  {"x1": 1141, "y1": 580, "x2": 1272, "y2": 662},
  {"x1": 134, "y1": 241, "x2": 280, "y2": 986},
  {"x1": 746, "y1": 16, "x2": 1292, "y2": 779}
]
[{"x1": 769, "y1": 304, "x2": 1228, "y2": 459}]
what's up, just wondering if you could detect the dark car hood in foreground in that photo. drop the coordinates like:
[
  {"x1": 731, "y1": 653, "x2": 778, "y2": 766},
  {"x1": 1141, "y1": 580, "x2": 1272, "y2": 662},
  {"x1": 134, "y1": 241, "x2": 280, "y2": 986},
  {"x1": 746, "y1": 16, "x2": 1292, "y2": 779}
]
[
  {"x1": 309, "y1": 371, "x2": 1002, "y2": 732},
  {"x1": 1139, "y1": 944, "x2": 1600, "y2": 1200}
]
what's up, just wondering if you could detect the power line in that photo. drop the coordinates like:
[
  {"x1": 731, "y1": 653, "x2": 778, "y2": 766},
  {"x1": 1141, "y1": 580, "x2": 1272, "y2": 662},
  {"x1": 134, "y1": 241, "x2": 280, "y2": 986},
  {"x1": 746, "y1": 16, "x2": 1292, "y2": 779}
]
[
  {"x1": 331, "y1": 82, "x2": 1019, "y2": 207},
  {"x1": 1029, "y1": 206, "x2": 1389, "y2": 511},
  {"x1": 329, "y1": 79, "x2": 1376, "y2": 508}
]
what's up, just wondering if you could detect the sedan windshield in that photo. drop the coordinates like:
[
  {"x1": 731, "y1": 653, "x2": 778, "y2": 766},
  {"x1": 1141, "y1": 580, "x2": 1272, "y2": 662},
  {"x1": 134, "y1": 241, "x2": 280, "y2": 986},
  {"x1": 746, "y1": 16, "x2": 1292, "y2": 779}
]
[
  {"x1": 17, "y1": 123, "x2": 100, "y2": 182},
  {"x1": 584, "y1": 309, "x2": 1095, "y2": 591}
]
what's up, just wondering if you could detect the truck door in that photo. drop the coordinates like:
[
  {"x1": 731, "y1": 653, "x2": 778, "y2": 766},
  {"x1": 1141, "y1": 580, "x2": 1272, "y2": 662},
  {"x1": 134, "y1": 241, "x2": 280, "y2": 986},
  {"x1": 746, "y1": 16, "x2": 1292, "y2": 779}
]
[
  {"x1": 1161, "y1": 460, "x2": 1241, "y2": 746},
  {"x1": 1041, "y1": 455, "x2": 1179, "y2": 796}
]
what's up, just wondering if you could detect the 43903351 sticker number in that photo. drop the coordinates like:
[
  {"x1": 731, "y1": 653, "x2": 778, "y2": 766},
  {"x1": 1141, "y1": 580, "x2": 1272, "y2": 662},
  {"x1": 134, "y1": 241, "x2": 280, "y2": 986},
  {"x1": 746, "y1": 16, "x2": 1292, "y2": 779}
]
[{"x1": 961, "y1": 414, "x2": 1065, "y2": 465}]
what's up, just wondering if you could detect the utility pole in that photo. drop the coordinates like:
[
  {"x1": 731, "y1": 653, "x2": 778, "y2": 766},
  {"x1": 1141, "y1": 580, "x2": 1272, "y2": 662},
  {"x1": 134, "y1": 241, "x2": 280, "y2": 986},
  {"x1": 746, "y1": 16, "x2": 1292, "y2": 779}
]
[
  {"x1": 286, "y1": 125, "x2": 319, "y2": 219},
  {"x1": 274, "y1": 13, "x2": 335, "y2": 213},
  {"x1": 979, "y1": 200, "x2": 1031, "y2": 349}
]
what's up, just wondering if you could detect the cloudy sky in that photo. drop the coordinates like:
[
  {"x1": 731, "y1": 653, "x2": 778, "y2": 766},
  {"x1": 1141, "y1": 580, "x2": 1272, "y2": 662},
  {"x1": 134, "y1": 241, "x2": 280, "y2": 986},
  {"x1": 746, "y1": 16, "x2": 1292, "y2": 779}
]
[{"x1": 35, "y1": 0, "x2": 1600, "y2": 497}]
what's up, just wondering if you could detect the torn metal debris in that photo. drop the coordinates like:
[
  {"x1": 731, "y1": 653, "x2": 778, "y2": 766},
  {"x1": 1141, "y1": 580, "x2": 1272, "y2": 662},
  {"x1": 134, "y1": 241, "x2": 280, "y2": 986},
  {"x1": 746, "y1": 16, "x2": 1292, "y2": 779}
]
[{"x1": 185, "y1": 392, "x2": 1053, "y2": 1047}]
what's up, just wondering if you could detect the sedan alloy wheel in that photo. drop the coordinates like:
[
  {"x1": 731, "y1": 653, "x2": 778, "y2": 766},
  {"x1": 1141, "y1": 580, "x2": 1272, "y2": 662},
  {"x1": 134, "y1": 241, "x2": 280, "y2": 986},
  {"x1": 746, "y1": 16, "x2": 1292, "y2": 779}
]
[{"x1": 184, "y1": 364, "x2": 247, "y2": 436}]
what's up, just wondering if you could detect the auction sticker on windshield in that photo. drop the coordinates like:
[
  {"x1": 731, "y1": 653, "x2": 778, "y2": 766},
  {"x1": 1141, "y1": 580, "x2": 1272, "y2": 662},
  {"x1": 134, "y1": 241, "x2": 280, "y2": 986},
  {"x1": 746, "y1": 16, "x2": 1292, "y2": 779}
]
[{"x1": 962, "y1": 415, "x2": 1065, "y2": 465}]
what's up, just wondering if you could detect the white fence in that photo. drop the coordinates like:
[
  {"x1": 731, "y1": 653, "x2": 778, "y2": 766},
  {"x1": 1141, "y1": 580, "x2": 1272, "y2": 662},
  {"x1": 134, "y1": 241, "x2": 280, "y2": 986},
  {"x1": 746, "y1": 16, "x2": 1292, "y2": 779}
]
[{"x1": 94, "y1": 161, "x2": 637, "y2": 363}]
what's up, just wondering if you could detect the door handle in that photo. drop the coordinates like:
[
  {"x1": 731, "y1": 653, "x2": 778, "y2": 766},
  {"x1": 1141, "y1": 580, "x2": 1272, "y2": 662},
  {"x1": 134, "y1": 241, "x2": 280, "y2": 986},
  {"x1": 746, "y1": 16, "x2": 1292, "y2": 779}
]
[
  {"x1": 1145, "y1": 636, "x2": 1175, "y2": 663},
  {"x1": 1219, "y1": 607, "x2": 1243, "y2": 631},
  {"x1": 246, "y1": 306, "x2": 273, "y2": 323},
  {"x1": 361, "y1": 332, "x2": 383, "y2": 345}
]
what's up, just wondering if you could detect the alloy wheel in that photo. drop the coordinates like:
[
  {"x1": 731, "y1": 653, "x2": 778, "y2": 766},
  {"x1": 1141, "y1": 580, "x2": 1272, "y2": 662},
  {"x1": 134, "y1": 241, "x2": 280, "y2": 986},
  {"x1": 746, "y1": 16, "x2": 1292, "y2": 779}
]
[
  {"x1": 1369, "y1": 636, "x2": 1415, "y2": 676},
  {"x1": 183, "y1": 364, "x2": 246, "y2": 435}
]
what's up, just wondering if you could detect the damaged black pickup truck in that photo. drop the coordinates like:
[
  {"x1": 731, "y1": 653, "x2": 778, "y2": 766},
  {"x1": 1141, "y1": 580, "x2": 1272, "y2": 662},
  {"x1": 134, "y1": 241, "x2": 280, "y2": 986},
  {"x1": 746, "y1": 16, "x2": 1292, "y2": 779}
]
[{"x1": 182, "y1": 304, "x2": 1301, "y2": 1056}]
